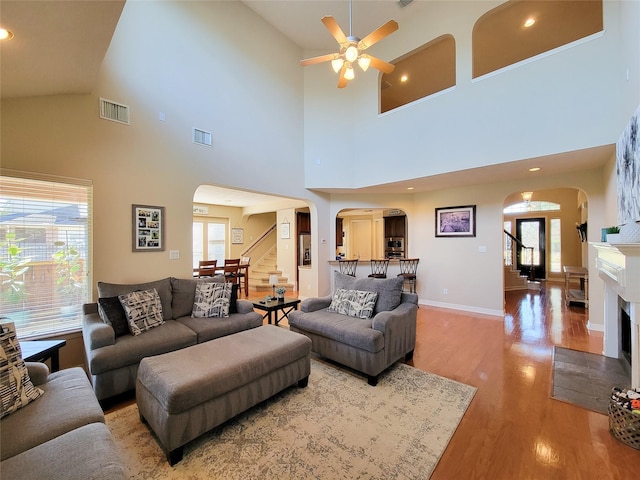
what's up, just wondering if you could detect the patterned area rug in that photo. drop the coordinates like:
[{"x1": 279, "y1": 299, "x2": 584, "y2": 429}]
[{"x1": 106, "y1": 358, "x2": 476, "y2": 479}]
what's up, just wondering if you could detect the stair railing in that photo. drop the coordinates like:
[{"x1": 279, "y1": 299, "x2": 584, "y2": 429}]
[
  {"x1": 503, "y1": 230, "x2": 535, "y2": 281},
  {"x1": 241, "y1": 223, "x2": 277, "y2": 259}
]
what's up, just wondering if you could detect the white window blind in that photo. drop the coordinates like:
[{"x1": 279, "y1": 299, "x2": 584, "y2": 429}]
[{"x1": 0, "y1": 174, "x2": 92, "y2": 339}]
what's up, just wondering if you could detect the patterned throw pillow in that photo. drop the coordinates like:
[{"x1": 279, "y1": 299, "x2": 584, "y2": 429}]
[
  {"x1": 191, "y1": 282, "x2": 234, "y2": 318},
  {"x1": 0, "y1": 322, "x2": 44, "y2": 419},
  {"x1": 328, "y1": 288, "x2": 378, "y2": 319},
  {"x1": 118, "y1": 288, "x2": 165, "y2": 336},
  {"x1": 97, "y1": 296, "x2": 130, "y2": 337}
]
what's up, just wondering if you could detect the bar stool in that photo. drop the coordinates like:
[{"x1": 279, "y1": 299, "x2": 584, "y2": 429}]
[
  {"x1": 368, "y1": 259, "x2": 389, "y2": 279},
  {"x1": 397, "y1": 258, "x2": 419, "y2": 293},
  {"x1": 338, "y1": 259, "x2": 358, "y2": 277}
]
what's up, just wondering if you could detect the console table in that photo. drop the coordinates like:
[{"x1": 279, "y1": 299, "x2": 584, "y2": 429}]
[{"x1": 563, "y1": 266, "x2": 588, "y2": 308}]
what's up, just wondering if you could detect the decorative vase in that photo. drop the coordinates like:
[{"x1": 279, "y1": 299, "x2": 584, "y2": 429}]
[
  {"x1": 619, "y1": 221, "x2": 640, "y2": 243},
  {"x1": 277, "y1": 293, "x2": 285, "y2": 300}
]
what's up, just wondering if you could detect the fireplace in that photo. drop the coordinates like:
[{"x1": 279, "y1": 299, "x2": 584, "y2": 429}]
[
  {"x1": 620, "y1": 303, "x2": 631, "y2": 370},
  {"x1": 592, "y1": 243, "x2": 640, "y2": 388}
]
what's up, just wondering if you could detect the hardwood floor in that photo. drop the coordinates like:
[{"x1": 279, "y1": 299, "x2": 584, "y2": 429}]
[
  {"x1": 106, "y1": 286, "x2": 640, "y2": 476},
  {"x1": 411, "y1": 284, "x2": 640, "y2": 479}
]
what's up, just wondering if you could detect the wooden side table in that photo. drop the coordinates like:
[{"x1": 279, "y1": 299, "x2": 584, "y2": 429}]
[
  {"x1": 20, "y1": 339, "x2": 67, "y2": 372},
  {"x1": 252, "y1": 297, "x2": 301, "y2": 326}
]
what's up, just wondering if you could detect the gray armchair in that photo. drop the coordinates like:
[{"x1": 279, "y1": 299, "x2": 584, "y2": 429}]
[{"x1": 288, "y1": 272, "x2": 418, "y2": 385}]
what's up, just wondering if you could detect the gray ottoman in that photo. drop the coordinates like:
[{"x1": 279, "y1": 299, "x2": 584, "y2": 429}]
[{"x1": 136, "y1": 325, "x2": 312, "y2": 465}]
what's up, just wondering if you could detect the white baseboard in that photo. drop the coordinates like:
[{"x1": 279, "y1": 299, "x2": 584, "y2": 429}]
[{"x1": 419, "y1": 300, "x2": 503, "y2": 318}]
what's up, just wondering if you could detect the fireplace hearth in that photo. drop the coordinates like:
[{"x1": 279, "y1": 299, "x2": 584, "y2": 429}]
[{"x1": 592, "y1": 243, "x2": 640, "y2": 388}]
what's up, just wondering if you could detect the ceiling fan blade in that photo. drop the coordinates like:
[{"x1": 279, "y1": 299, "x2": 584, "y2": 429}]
[
  {"x1": 322, "y1": 16, "x2": 348, "y2": 45},
  {"x1": 358, "y1": 20, "x2": 399, "y2": 50},
  {"x1": 300, "y1": 53, "x2": 336, "y2": 67},
  {"x1": 368, "y1": 56, "x2": 396, "y2": 74},
  {"x1": 337, "y1": 65, "x2": 348, "y2": 88}
]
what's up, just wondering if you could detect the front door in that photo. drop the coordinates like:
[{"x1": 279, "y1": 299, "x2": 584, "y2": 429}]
[{"x1": 516, "y1": 218, "x2": 546, "y2": 280}]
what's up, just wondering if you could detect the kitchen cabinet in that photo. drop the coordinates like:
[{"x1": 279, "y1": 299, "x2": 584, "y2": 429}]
[
  {"x1": 336, "y1": 218, "x2": 344, "y2": 246},
  {"x1": 297, "y1": 212, "x2": 311, "y2": 235},
  {"x1": 384, "y1": 215, "x2": 406, "y2": 238}
]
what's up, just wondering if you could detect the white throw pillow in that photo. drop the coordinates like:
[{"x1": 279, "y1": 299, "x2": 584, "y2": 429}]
[
  {"x1": 328, "y1": 288, "x2": 378, "y2": 319},
  {"x1": 0, "y1": 322, "x2": 44, "y2": 418},
  {"x1": 191, "y1": 282, "x2": 233, "y2": 318},
  {"x1": 118, "y1": 288, "x2": 165, "y2": 336}
]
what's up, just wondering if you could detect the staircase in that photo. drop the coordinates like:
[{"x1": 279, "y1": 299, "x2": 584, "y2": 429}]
[
  {"x1": 249, "y1": 250, "x2": 295, "y2": 294},
  {"x1": 504, "y1": 265, "x2": 540, "y2": 291}
]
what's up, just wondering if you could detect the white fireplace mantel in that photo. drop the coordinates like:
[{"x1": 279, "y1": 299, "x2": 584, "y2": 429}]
[{"x1": 591, "y1": 242, "x2": 640, "y2": 388}]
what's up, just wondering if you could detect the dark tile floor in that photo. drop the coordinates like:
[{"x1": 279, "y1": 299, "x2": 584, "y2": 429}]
[{"x1": 552, "y1": 346, "x2": 630, "y2": 415}]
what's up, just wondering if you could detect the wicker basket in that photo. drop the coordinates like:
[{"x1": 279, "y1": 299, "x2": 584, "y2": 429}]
[{"x1": 608, "y1": 394, "x2": 640, "y2": 450}]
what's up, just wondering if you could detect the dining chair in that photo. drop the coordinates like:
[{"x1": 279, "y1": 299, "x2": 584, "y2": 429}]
[
  {"x1": 397, "y1": 258, "x2": 419, "y2": 293},
  {"x1": 237, "y1": 256, "x2": 251, "y2": 297},
  {"x1": 197, "y1": 259, "x2": 217, "y2": 277},
  {"x1": 368, "y1": 259, "x2": 389, "y2": 279},
  {"x1": 223, "y1": 263, "x2": 240, "y2": 285},
  {"x1": 338, "y1": 259, "x2": 358, "y2": 277}
]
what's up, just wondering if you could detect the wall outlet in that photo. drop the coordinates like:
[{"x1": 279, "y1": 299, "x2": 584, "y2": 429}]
[
  {"x1": 443, "y1": 288, "x2": 448, "y2": 295},
  {"x1": 169, "y1": 250, "x2": 179, "y2": 260}
]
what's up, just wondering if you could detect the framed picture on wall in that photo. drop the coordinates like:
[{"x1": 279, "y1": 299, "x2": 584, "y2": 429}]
[
  {"x1": 231, "y1": 228, "x2": 244, "y2": 244},
  {"x1": 435, "y1": 205, "x2": 476, "y2": 237},
  {"x1": 132, "y1": 204, "x2": 165, "y2": 251},
  {"x1": 281, "y1": 222, "x2": 290, "y2": 239}
]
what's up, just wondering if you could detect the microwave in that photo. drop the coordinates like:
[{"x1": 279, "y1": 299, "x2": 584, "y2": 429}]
[{"x1": 386, "y1": 238, "x2": 404, "y2": 249}]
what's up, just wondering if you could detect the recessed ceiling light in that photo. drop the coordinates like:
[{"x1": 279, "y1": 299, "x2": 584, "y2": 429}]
[
  {"x1": 407, "y1": 187, "x2": 414, "y2": 190},
  {"x1": 529, "y1": 167, "x2": 541, "y2": 172},
  {"x1": 400, "y1": 75, "x2": 408, "y2": 82},
  {"x1": 0, "y1": 28, "x2": 14, "y2": 41},
  {"x1": 524, "y1": 18, "x2": 536, "y2": 28}
]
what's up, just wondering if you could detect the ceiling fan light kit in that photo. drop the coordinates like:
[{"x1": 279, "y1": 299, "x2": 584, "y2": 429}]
[{"x1": 300, "y1": 1, "x2": 398, "y2": 88}]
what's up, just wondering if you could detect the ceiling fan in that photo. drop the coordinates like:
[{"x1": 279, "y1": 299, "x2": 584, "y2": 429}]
[{"x1": 300, "y1": 1, "x2": 398, "y2": 88}]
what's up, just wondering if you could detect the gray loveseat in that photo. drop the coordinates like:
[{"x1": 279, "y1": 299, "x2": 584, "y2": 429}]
[
  {"x1": 288, "y1": 271, "x2": 418, "y2": 385},
  {"x1": 0, "y1": 363, "x2": 126, "y2": 479},
  {"x1": 83, "y1": 276, "x2": 263, "y2": 401}
]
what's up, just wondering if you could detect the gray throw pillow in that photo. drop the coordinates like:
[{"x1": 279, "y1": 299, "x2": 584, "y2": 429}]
[
  {"x1": 118, "y1": 288, "x2": 165, "y2": 336},
  {"x1": 328, "y1": 288, "x2": 378, "y2": 319},
  {"x1": 334, "y1": 271, "x2": 403, "y2": 314}
]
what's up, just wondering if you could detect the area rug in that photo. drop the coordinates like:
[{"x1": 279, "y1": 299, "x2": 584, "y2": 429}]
[
  {"x1": 106, "y1": 358, "x2": 476, "y2": 479},
  {"x1": 551, "y1": 346, "x2": 630, "y2": 415}
]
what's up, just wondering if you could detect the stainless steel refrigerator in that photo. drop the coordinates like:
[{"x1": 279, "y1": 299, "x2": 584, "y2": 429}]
[{"x1": 299, "y1": 234, "x2": 311, "y2": 266}]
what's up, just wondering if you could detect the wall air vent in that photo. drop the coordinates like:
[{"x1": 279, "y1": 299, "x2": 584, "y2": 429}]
[
  {"x1": 192, "y1": 128, "x2": 212, "y2": 147},
  {"x1": 99, "y1": 98, "x2": 130, "y2": 125}
]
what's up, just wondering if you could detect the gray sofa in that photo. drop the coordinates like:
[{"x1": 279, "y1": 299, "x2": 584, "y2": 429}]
[
  {"x1": 0, "y1": 363, "x2": 126, "y2": 479},
  {"x1": 83, "y1": 276, "x2": 263, "y2": 401},
  {"x1": 289, "y1": 271, "x2": 418, "y2": 386}
]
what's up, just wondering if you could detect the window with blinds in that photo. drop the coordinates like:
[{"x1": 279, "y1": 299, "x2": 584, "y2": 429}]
[{"x1": 0, "y1": 174, "x2": 92, "y2": 339}]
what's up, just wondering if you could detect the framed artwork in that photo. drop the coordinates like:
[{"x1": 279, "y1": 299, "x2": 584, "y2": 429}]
[
  {"x1": 132, "y1": 204, "x2": 165, "y2": 251},
  {"x1": 281, "y1": 222, "x2": 290, "y2": 239},
  {"x1": 435, "y1": 205, "x2": 476, "y2": 237},
  {"x1": 616, "y1": 103, "x2": 640, "y2": 224},
  {"x1": 231, "y1": 227, "x2": 244, "y2": 244}
]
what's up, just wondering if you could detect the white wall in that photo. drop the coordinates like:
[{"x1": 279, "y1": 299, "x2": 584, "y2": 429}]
[{"x1": 304, "y1": 1, "x2": 634, "y2": 190}]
